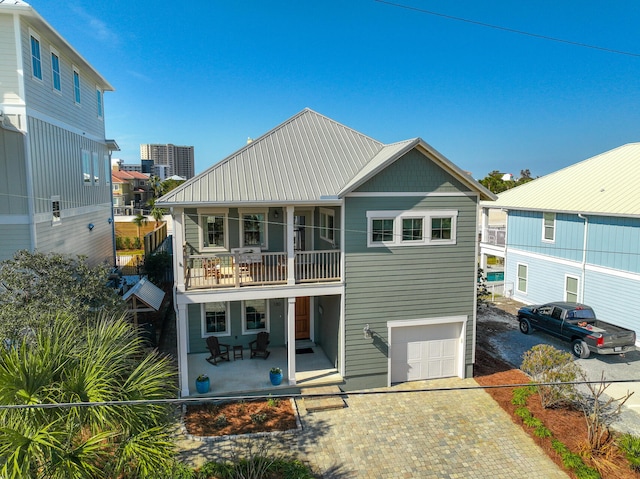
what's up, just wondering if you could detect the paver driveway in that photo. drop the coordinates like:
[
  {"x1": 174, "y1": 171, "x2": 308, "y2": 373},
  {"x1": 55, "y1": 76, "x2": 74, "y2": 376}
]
[{"x1": 176, "y1": 377, "x2": 567, "y2": 478}]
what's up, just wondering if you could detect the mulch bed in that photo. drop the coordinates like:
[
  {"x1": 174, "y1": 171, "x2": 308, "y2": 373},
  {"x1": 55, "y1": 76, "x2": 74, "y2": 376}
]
[
  {"x1": 183, "y1": 398, "x2": 297, "y2": 437},
  {"x1": 474, "y1": 348, "x2": 639, "y2": 479}
]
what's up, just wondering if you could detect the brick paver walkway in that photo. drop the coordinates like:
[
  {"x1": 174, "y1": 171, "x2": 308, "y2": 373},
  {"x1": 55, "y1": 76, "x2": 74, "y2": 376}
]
[{"x1": 176, "y1": 377, "x2": 567, "y2": 478}]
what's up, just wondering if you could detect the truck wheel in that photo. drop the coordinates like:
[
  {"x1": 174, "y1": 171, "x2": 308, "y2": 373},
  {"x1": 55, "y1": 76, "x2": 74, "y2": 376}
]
[
  {"x1": 519, "y1": 319, "x2": 532, "y2": 335},
  {"x1": 572, "y1": 339, "x2": 590, "y2": 359}
]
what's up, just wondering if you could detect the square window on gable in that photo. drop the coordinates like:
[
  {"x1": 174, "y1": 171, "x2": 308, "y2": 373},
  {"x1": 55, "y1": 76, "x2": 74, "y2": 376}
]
[
  {"x1": 30, "y1": 33, "x2": 42, "y2": 80},
  {"x1": 371, "y1": 218, "x2": 395, "y2": 244},
  {"x1": 402, "y1": 217, "x2": 423, "y2": 242}
]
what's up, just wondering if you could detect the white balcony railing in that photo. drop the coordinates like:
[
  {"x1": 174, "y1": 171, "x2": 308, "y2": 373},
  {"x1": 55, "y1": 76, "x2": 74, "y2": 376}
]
[
  {"x1": 184, "y1": 250, "x2": 341, "y2": 290},
  {"x1": 482, "y1": 227, "x2": 506, "y2": 246}
]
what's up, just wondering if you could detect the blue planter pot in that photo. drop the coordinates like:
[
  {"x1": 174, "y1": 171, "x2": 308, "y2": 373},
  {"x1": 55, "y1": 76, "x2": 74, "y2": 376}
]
[
  {"x1": 269, "y1": 371, "x2": 283, "y2": 386},
  {"x1": 195, "y1": 377, "x2": 210, "y2": 394}
]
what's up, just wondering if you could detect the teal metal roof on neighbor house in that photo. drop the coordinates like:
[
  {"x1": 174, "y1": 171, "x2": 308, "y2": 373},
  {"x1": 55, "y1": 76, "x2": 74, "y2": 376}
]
[
  {"x1": 485, "y1": 143, "x2": 640, "y2": 218},
  {"x1": 158, "y1": 108, "x2": 494, "y2": 206}
]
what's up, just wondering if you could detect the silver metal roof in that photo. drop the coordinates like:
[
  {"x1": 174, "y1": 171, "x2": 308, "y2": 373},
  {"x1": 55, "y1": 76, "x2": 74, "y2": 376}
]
[
  {"x1": 159, "y1": 108, "x2": 494, "y2": 206},
  {"x1": 485, "y1": 143, "x2": 640, "y2": 217},
  {"x1": 122, "y1": 277, "x2": 165, "y2": 311}
]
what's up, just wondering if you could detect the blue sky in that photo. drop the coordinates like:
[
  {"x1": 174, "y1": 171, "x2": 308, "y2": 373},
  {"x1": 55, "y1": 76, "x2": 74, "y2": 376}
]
[{"x1": 27, "y1": 0, "x2": 640, "y2": 178}]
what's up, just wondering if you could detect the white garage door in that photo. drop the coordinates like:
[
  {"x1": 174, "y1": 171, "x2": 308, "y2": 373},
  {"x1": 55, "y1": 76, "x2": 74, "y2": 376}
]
[{"x1": 390, "y1": 322, "x2": 461, "y2": 383}]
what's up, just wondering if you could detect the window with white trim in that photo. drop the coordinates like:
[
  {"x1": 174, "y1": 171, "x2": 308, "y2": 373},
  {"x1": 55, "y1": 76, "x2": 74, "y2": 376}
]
[
  {"x1": 82, "y1": 150, "x2": 91, "y2": 185},
  {"x1": 367, "y1": 210, "x2": 457, "y2": 247},
  {"x1": 565, "y1": 275, "x2": 579, "y2": 303},
  {"x1": 201, "y1": 302, "x2": 230, "y2": 336},
  {"x1": 319, "y1": 208, "x2": 335, "y2": 242},
  {"x1": 402, "y1": 217, "x2": 423, "y2": 242},
  {"x1": 51, "y1": 196, "x2": 61, "y2": 225},
  {"x1": 517, "y1": 263, "x2": 528, "y2": 293},
  {"x1": 104, "y1": 155, "x2": 110, "y2": 186},
  {"x1": 431, "y1": 216, "x2": 452, "y2": 241},
  {"x1": 242, "y1": 299, "x2": 269, "y2": 334},
  {"x1": 241, "y1": 211, "x2": 267, "y2": 247},
  {"x1": 51, "y1": 50, "x2": 61, "y2": 91},
  {"x1": 30, "y1": 33, "x2": 42, "y2": 80},
  {"x1": 543, "y1": 212, "x2": 555, "y2": 242},
  {"x1": 200, "y1": 211, "x2": 227, "y2": 249},
  {"x1": 92, "y1": 152, "x2": 100, "y2": 185},
  {"x1": 96, "y1": 88, "x2": 103, "y2": 118},
  {"x1": 73, "y1": 67, "x2": 81, "y2": 104}
]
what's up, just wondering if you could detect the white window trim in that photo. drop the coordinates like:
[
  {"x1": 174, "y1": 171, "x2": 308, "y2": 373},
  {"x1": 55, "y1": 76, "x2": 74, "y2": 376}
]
[
  {"x1": 366, "y1": 209, "x2": 458, "y2": 247},
  {"x1": 51, "y1": 195, "x2": 61, "y2": 226},
  {"x1": 319, "y1": 207, "x2": 335, "y2": 243},
  {"x1": 241, "y1": 299, "x2": 270, "y2": 335},
  {"x1": 72, "y1": 66, "x2": 81, "y2": 105},
  {"x1": 239, "y1": 209, "x2": 268, "y2": 249},
  {"x1": 565, "y1": 274, "x2": 579, "y2": 302},
  {"x1": 201, "y1": 302, "x2": 231, "y2": 338},
  {"x1": 96, "y1": 86, "x2": 103, "y2": 119},
  {"x1": 29, "y1": 30, "x2": 42, "y2": 82},
  {"x1": 516, "y1": 262, "x2": 528, "y2": 294},
  {"x1": 82, "y1": 149, "x2": 91, "y2": 186},
  {"x1": 50, "y1": 46, "x2": 61, "y2": 93},
  {"x1": 198, "y1": 208, "x2": 229, "y2": 251},
  {"x1": 542, "y1": 212, "x2": 556, "y2": 243}
]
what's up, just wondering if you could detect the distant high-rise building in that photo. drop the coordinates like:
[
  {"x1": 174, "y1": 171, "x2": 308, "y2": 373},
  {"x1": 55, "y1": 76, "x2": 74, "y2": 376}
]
[{"x1": 140, "y1": 143, "x2": 195, "y2": 179}]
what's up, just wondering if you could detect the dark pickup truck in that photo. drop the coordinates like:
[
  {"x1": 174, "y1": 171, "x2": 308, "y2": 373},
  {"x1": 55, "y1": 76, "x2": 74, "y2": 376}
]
[{"x1": 517, "y1": 302, "x2": 636, "y2": 358}]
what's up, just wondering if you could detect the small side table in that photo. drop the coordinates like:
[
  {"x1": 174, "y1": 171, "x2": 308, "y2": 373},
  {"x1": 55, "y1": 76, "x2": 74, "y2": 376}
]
[{"x1": 233, "y1": 345, "x2": 243, "y2": 360}]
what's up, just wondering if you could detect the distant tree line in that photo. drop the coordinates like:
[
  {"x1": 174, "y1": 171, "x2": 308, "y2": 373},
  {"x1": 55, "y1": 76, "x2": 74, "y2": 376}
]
[{"x1": 479, "y1": 169, "x2": 535, "y2": 194}]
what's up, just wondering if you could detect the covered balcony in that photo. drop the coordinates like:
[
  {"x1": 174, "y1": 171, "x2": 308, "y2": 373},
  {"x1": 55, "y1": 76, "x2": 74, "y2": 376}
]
[{"x1": 184, "y1": 249, "x2": 341, "y2": 290}]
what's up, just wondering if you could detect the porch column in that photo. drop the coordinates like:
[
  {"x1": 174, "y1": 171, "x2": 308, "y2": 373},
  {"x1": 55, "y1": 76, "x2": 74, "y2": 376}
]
[
  {"x1": 480, "y1": 207, "x2": 488, "y2": 243},
  {"x1": 287, "y1": 297, "x2": 297, "y2": 385},
  {"x1": 173, "y1": 209, "x2": 186, "y2": 291},
  {"x1": 177, "y1": 303, "x2": 190, "y2": 397},
  {"x1": 286, "y1": 205, "x2": 295, "y2": 285}
]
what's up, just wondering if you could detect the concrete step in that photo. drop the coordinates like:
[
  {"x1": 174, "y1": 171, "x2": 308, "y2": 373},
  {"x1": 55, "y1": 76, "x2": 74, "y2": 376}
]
[{"x1": 300, "y1": 385, "x2": 346, "y2": 412}]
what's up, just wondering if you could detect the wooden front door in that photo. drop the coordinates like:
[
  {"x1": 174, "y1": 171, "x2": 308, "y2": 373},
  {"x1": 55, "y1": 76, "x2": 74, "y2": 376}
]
[{"x1": 295, "y1": 296, "x2": 310, "y2": 340}]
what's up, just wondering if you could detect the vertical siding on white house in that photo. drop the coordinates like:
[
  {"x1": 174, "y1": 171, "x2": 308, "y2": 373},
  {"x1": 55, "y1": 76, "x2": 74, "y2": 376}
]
[{"x1": 0, "y1": 127, "x2": 28, "y2": 214}]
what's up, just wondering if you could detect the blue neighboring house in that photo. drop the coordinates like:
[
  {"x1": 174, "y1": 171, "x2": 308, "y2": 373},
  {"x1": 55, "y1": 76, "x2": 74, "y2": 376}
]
[{"x1": 480, "y1": 143, "x2": 640, "y2": 344}]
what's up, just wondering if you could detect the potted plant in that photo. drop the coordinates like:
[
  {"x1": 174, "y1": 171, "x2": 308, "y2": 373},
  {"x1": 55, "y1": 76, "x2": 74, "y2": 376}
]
[
  {"x1": 269, "y1": 367, "x2": 283, "y2": 386},
  {"x1": 195, "y1": 374, "x2": 210, "y2": 394}
]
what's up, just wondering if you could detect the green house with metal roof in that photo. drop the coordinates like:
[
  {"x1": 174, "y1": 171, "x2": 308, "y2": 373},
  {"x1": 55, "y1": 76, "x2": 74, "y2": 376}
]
[{"x1": 158, "y1": 109, "x2": 495, "y2": 396}]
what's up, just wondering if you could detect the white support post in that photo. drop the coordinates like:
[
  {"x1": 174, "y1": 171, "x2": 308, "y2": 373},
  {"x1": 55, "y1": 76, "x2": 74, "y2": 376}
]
[
  {"x1": 173, "y1": 210, "x2": 186, "y2": 291},
  {"x1": 177, "y1": 304, "x2": 190, "y2": 397},
  {"x1": 286, "y1": 205, "x2": 295, "y2": 285},
  {"x1": 287, "y1": 297, "x2": 297, "y2": 385}
]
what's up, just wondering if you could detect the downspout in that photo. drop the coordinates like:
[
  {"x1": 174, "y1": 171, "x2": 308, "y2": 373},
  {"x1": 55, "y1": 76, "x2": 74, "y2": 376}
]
[{"x1": 577, "y1": 214, "x2": 588, "y2": 302}]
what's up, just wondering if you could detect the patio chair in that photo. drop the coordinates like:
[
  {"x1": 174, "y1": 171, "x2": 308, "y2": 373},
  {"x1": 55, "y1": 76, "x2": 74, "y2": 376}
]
[
  {"x1": 249, "y1": 332, "x2": 270, "y2": 359},
  {"x1": 205, "y1": 336, "x2": 231, "y2": 365}
]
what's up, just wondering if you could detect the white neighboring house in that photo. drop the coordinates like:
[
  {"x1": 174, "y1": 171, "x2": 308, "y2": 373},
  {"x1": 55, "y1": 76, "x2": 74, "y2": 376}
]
[{"x1": 0, "y1": 1, "x2": 117, "y2": 265}]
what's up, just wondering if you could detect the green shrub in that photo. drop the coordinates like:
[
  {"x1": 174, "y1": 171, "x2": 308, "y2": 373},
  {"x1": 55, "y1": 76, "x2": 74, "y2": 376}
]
[
  {"x1": 562, "y1": 452, "x2": 585, "y2": 470},
  {"x1": 552, "y1": 439, "x2": 569, "y2": 455},
  {"x1": 523, "y1": 415, "x2": 544, "y2": 429},
  {"x1": 124, "y1": 237, "x2": 132, "y2": 249},
  {"x1": 574, "y1": 465, "x2": 601, "y2": 479},
  {"x1": 512, "y1": 385, "x2": 536, "y2": 405},
  {"x1": 267, "y1": 396, "x2": 280, "y2": 408},
  {"x1": 521, "y1": 344, "x2": 581, "y2": 408},
  {"x1": 214, "y1": 414, "x2": 228, "y2": 427},
  {"x1": 618, "y1": 433, "x2": 640, "y2": 471},
  {"x1": 514, "y1": 407, "x2": 531, "y2": 420},
  {"x1": 534, "y1": 425, "x2": 552, "y2": 438},
  {"x1": 250, "y1": 412, "x2": 268, "y2": 424}
]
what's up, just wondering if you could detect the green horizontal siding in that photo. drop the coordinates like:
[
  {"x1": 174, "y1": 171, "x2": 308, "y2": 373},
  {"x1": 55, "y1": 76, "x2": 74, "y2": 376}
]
[{"x1": 343, "y1": 152, "x2": 479, "y2": 382}]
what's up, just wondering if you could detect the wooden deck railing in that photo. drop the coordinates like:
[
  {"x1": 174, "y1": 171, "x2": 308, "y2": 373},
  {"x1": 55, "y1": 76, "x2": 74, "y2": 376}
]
[{"x1": 184, "y1": 250, "x2": 341, "y2": 290}]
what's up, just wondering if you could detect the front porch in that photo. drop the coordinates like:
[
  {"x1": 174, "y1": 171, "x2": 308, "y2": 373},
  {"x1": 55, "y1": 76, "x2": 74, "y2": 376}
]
[{"x1": 185, "y1": 342, "x2": 342, "y2": 396}]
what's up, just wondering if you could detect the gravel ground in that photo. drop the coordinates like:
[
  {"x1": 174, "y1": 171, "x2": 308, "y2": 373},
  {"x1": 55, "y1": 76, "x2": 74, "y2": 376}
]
[{"x1": 478, "y1": 299, "x2": 640, "y2": 436}]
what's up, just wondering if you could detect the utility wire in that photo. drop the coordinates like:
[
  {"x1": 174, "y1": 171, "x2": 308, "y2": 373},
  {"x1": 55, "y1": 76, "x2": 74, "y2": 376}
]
[
  {"x1": 375, "y1": 0, "x2": 640, "y2": 58},
  {"x1": 0, "y1": 378, "x2": 638, "y2": 411}
]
